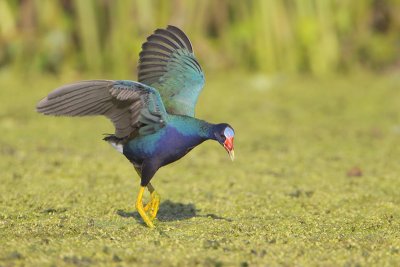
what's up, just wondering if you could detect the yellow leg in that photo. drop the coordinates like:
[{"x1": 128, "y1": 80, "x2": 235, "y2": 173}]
[
  {"x1": 135, "y1": 186, "x2": 154, "y2": 228},
  {"x1": 144, "y1": 183, "x2": 161, "y2": 220}
]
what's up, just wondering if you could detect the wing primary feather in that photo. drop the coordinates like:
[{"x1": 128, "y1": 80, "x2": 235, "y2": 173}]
[
  {"x1": 185, "y1": 56, "x2": 202, "y2": 72},
  {"x1": 170, "y1": 55, "x2": 200, "y2": 74},
  {"x1": 142, "y1": 42, "x2": 173, "y2": 54},
  {"x1": 78, "y1": 102, "x2": 113, "y2": 116},
  {"x1": 51, "y1": 95, "x2": 111, "y2": 116},
  {"x1": 139, "y1": 57, "x2": 169, "y2": 64},
  {"x1": 139, "y1": 64, "x2": 166, "y2": 70},
  {"x1": 154, "y1": 29, "x2": 186, "y2": 48},
  {"x1": 46, "y1": 84, "x2": 103, "y2": 100},
  {"x1": 138, "y1": 69, "x2": 165, "y2": 77},
  {"x1": 139, "y1": 50, "x2": 170, "y2": 59},
  {"x1": 37, "y1": 88, "x2": 109, "y2": 110},
  {"x1": 90, "y1": 103, "x2": 115, "y2": 115},
  {"x1": 147, "y1": 34, "x2": 180, "y2": 50},
  {"x1": 64, "y1": 101, "x2": 109, "y2": 116},
  {"x1": 166, "y1": 25, "x2": 193, "y2": 52},
  {"x1": 179, "y1": 52, "x2": 201, "y2": 71},
  {"x1": 139, "y1": 73, "x2": 163, "y2": 80},
  {"x1": 38, "y1": 92, "x2": 111, "y2": 115},
  {"x1": 47, "y1": 81, "x2": 111, "y2": 99}
]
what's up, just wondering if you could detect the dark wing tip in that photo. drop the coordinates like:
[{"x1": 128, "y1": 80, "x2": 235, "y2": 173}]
[
  {"x1": 36, "y1": 97, "x2": 50, "y2": 114},
  {"x1": 166, "y1": 25, "x2": 193, "y2": 53}
]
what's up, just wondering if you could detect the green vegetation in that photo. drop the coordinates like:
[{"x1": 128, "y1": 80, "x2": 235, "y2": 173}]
[
  {"x1": 1, "y1": 1, "x2": 400, "y2": 265},
  {"x1": 1, "y1": 0, "x2": 399, "y2": 75},
  {"x1": 1, "y1": 72, "x2": 400, "y2": 266}
]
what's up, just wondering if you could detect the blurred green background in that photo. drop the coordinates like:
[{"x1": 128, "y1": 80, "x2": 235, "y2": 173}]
[
  {"x1": 1, "y1": 0, "x2": 399, "y2": 76},
  {"x1": 2, "y1": 1, "x2": 400, "y2": 266}
]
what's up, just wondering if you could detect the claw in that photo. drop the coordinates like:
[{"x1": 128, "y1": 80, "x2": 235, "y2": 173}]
[
  {"x1": 136, "y1": 186, "x2": 154, "y2": 228},
  {"x1": 144, "y1": 201, "x2": 151, "y2": 212},
  {"x1": 143, "y1": 191, "x2": 160, "y2": 220},
  {"x1": 149, "y1": 191, "x2": 160, "y2": 220}
]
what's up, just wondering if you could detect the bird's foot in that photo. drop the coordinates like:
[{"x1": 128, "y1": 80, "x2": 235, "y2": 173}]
[
  {"x1": 136, "y1": 186, "x2": 155, "y2": 228},
  {"x1": 144, "y1": 191, "x2": 160, "y2": 220}
]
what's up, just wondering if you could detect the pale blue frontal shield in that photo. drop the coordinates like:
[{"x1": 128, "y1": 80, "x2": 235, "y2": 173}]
[{"x1": 224, "y1": 127, "x2": 235, "y2": 138}]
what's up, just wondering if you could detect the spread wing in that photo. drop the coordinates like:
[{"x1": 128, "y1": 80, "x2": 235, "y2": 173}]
[
  {"x1": 138, "y1": 25, "x2": 205, "y2": 117},
  {"x1": 36, "y1": 80, "x2": 167, "y2": 138}
]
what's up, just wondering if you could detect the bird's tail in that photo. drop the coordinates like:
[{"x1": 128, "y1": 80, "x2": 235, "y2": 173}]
[{"x1": 103, "y1": 134, "x2": 124, "y2": 154}]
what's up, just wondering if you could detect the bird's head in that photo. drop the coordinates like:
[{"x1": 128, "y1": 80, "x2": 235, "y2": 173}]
[{"x1": 214, "y1": 124, "x2": 235, "y2": 161}]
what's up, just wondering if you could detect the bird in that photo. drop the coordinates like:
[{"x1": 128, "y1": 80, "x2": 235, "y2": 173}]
[{"x1": 36, "y1": 25, "x2": 235, "y2": 228}]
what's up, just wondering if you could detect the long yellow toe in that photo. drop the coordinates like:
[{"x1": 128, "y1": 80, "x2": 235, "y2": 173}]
[{"x1": 136, "y1": 186, "x2": 155, "y2": 228}]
